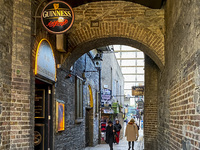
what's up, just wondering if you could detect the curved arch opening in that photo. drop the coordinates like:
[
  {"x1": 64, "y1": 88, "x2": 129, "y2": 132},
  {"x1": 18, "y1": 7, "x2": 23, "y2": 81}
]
[
  {"x1": 63, "y1": 38, "x2": 159, "y2": 149},
  {"x1": 64, "y1": 37, "x2": 163, "y2": 70}
]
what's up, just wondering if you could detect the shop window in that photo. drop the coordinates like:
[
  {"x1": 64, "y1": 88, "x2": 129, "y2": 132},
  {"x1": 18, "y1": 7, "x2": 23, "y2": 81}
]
[{"x1": 75, "y1": 77, "x2": 83, "y2": 119}]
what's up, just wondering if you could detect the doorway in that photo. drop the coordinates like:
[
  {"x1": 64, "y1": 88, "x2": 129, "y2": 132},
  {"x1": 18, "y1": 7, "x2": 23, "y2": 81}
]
[{"x1": 34, "y1": 79, "x2": 53, "y2": 150}]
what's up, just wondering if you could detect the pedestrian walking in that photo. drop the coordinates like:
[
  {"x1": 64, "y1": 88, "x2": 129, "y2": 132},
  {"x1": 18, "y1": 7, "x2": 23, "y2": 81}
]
[
  {"x1": 124, "y1": 117, "x2": 128, "y2": 125},
  {"x1": 105, "y1": 121, "x2": 116, "y2": 150},
  {"x1": 125, "y1": 118, "x2": 139, "y2": 150},
  {"x1": 114, "y1": 119, "x2": 122, "y2": 144}
]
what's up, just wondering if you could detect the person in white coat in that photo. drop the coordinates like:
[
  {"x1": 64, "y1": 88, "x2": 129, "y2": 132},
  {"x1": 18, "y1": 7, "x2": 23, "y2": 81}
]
[{"x1": 125, "y1": 118, "x2": 139, "y2": 150}]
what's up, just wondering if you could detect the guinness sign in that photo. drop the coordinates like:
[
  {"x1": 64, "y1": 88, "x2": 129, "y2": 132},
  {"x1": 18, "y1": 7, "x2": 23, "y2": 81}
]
[{"x1": 41, "y1": 1, "x2": 74, "y2": 34}]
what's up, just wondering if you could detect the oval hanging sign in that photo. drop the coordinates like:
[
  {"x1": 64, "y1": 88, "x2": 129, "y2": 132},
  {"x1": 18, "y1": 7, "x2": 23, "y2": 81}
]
[{"x1": 41, "y1": 1, "x2": 74, "y2": 34}]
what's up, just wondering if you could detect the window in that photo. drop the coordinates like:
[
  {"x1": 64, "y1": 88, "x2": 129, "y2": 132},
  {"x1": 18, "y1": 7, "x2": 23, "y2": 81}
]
[
  {"x1": 124, "y1": 75, "x2": 137, "y2": 81},
  {"x1": 136, "y1": 52, "x2": 144, "y2": 58},
  {"x1": 121, "y1": 60, "x2": 136, "y2": 66},
  {"x1": 75, "y1": 77, "x2": 83, "y2": 119},
  {"x1": 121, "y1": 67, "x2": 136, "y2": 74},
  {"x1": 136, "y1": 60, "x2": 144, "y2": 66},
  {"x1": 121, "y1": 52, "x2": 136, "y2": 58}
]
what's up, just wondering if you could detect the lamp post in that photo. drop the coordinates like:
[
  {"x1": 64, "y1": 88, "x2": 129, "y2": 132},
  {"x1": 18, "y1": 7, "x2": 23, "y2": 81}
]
[
  {"x1": 92, "y1": 50, "x2": 103, "y2": 144},
  {"x1": 98, "y1": 67, "x2": 102, "y2": 144}
]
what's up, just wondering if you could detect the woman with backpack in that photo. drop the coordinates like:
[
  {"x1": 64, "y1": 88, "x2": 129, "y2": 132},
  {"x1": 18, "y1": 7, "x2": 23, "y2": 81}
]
[{"x1": 125, "y1": 118, "x2": 139, "y2": 150}]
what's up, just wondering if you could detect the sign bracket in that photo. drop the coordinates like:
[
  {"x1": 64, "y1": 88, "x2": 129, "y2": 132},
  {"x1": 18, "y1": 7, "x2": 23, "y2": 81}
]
[{"x1": 33, "y1": 0, "x2": 46, "y2": 36}]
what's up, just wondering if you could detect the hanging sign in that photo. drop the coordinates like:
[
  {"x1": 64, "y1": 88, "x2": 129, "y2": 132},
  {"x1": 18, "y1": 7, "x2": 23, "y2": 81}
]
[
  {"x1": 35, "y1": 39, "x2": 56, "y2": 81},
  {"x1": 132, "y1": 86, "x2": 144, "y2": 96},
  {"x1": 101, "y1": 89, "x2": 112, "y2": 107},
  {"x1": 41, "y1": 1, "x2": 74, "y2": 34}
]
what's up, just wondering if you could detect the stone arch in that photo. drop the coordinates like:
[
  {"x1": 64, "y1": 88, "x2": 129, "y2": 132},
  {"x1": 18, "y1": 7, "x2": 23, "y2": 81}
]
[{"x1": 64, "y1": 1, "x2": 165, "y2": 70}]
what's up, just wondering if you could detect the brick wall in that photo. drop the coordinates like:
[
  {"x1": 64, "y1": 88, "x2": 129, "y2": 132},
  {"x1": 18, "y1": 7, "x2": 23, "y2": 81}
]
[
  {"x1": 144, "y1": 55, "x2": 159, "y2": 150},
  {"x1": 158, "y1": 0, "x2": 200, "y2": 150},
  {"x1": 2, "y1": 0, "x2": 200, "y2": 150},
  {"x1": 10, "y1": 0, "x2": 32, "y2": 149},
  {"x1": 0, "y1": 0, "x2": 13, "y2": 149},
  {"x1": 64, "y1": 1, "x2": 165, "y2": 71}
]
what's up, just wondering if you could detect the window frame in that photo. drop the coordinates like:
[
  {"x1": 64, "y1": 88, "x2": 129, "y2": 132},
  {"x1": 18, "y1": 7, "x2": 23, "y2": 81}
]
[{"x1": 75, "y1": 77, "x2": 83, "y2": 121}]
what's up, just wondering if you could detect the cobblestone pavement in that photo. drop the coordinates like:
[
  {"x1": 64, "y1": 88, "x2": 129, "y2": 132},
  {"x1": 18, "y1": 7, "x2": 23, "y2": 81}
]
[{"x1": 85, "y1": 129, "x2": 144, "y2": 150}]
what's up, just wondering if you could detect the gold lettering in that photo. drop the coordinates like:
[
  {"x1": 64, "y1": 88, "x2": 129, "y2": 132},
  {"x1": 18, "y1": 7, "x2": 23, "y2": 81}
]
[
  {"x1": 56, "y1": 10, "x2": 61, "y2": 16},
  {"x1": 43, "y1": 10, "x2": 72, "y2": 18},
  {"x1": 60, "y1": 11, "x2": 63, "y2": 16},
  {"x1": 52, "y1": 11, "x2": 57, "y2": 16},
  {"x1": 43, "y1": 11, "x2": 49, "y2": 18},
  {"x1": 64, "y1": 11, "x2": 71, "y2": 17}
]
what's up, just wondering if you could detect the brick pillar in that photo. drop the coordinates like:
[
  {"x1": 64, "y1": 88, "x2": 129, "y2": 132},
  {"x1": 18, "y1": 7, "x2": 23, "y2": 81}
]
[
  {"x1": 144, "y1": 55, "x2": 159, "y2": 150},
  {"x1": 10, "y1": 0, "x2": 33, "y2": 149},
  {"x1": 0, "y1": 0, "x2": 13, "y2": 149}
]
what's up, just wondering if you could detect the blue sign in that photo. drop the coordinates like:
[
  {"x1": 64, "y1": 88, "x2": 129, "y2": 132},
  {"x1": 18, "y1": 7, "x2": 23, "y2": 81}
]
[
  {"x1": 35, "y1": 39, "x2": 56, "y2": 81},
  {"x1": 101, "y1": 89, "x2": 112, "y2": 107}
]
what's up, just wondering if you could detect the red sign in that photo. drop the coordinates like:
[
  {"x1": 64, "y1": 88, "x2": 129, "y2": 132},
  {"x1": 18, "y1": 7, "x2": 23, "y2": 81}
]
[{"x1": 41, "y1": 1, "x2": 74, "y2": 34}]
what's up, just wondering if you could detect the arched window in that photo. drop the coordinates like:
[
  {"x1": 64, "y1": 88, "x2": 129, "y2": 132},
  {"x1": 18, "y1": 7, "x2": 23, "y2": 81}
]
[{"x1": 88, "y1": 85, "x2": 93, "y2": 108}]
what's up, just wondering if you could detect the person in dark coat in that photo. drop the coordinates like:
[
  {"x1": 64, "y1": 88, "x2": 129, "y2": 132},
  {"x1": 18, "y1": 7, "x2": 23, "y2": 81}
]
[
  {"x1": 106, "y1": 121, "x2": 116, "y2": 150},
  {"x1": 114, "y1": 119, "x2": 122, "y2": 144}
]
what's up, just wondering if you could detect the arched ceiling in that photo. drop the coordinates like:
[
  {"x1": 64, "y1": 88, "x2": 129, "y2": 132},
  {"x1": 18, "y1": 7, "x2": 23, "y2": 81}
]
[
  {"x1": 48, "y1": 0, "x2": 165, "y2": 9},
  {"x1": 62, "y1": 1, "x2": 165, "y2": 70}
]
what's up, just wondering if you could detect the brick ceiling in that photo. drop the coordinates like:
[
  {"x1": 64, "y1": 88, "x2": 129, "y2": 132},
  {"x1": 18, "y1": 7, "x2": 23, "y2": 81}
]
[{"x1": 49, "y1": 0, "x2": 165, "y2": 9}]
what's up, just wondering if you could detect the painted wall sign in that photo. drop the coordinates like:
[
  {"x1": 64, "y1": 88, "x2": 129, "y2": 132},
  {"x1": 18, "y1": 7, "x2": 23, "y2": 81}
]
[
  {"x1": 41, "y1": 1, "x2": 74, "y2": 34},
  {"x1": 35, "y1": 39, "x2": 56, "y2": 81}
]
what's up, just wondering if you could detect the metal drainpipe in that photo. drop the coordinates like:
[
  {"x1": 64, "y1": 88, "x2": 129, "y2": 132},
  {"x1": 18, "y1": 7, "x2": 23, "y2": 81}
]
[{"x1": 98, "y1": 67, "x2": 102, "y2": 144}]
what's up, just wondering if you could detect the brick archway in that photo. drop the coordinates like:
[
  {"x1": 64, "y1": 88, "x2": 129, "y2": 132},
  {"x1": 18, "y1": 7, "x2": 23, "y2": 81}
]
[
  {"x1": 63, "y1": 1, "x2": 165, "y2": 70},
  {"x1": 65, "y1": 36, "x2": 164, "y2": 70}
]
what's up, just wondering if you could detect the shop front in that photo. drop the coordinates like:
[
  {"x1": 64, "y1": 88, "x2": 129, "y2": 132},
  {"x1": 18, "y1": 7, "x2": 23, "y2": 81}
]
[
  {"x1": 34, "y1": 39, "x2": 56, "y2": 150},
  {"x1": 100, "y1": 108, "x2": 114, "y2": 143}
]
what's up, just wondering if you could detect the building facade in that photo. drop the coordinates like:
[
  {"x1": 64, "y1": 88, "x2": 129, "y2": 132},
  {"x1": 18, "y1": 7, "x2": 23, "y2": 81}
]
[
  {"x1": 101, "y1": 50, "x2": 124, "y2": 141},
  {"x1": 101, "y1": 51, "x2": 124, "y2": 106},
  {"x1": 54, "y1": 53, "x2": 100, "y2": 149}
]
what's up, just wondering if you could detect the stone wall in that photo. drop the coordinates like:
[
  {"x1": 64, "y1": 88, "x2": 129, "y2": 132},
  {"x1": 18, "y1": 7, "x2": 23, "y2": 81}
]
[
  {"x1": 144, "y1": 55, "x2": 159, "y2": 150},
  {"x1": 54, "y1": 54, "x2": 99, "y2": 150},
  {"x1": 158, "y1": 0, "x2": 200, "y2": 150}
]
